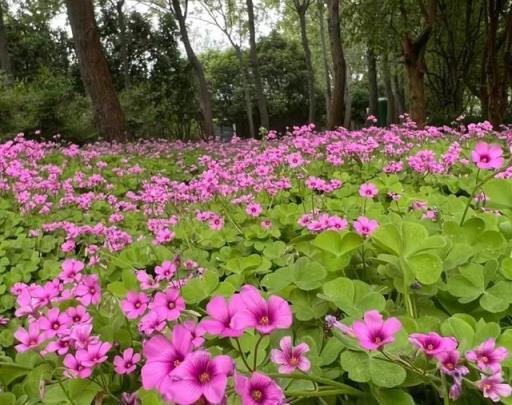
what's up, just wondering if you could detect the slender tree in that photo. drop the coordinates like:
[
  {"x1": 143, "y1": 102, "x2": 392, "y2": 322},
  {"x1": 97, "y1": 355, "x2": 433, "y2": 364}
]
[
  {"x1": 0, "y1": 2, "x2": 12, "y2": 76},
  {"x1": 317, "y1": 0, "x2": 331, "y2": 125},
  {"x1": 367, "y1": 46, "x2": 378, "y2": 116},
  {"x1": 326, "y1": 0, "x2": 346, "y2": 128},
  {"x1": 246, "y1": 0, "x2": 269, "y2": 130},
  {"x1": 293, "y1": 0, "x2": 316, "y2": 123},
  {"x1": 115, "y1": 0, "x2": 130, "y2": 88},
  {"x1": 171, "y1": 0, "x2": 215, "y2": 138},
  {"x1": 65, "y1": 0, "x2": 127, "y2": 142}
]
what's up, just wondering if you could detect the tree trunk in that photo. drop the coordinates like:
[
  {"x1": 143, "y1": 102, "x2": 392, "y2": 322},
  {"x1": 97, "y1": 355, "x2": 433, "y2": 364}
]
[
  {"x1": 116, "y1": 0, "x2": 130, "y2": 89},
  {"x1": 246, "y1": 0, "x2": 269, "y2": 130},
  {"x1": 382, "y1": 52, "x2": 396, "y2": 124},
  {"x1": 392, "y1": 69, "x2": 405, "y2": 117},
  {"x1": 367, "y1": 46, "x2": 378, "y2": 117},
  {"x1": 235, "y1": 47, "x2": 256, "y2": 138},
  {"x1": 171, "y1": 0, "x2": 215, "y2": 138},
  {"x1": 317, "y1": 0, "x2": 331, "y2": 125},
  {"x1": 0, "y1": 3, "x2": 12, "y2": 77},
  {"x1": 296, "y1": 3, "x2": 316, "y2": 123},
  {"x1": 326, "y1": 0, "x2": 346, "y2": 129},
  {"x1": 344, "y1": 60, "x2": 351, "y2": 128},
  {"x1": 65, "y1": 0, "x2": 127, "y2": 142},
  {"x1": 401, "y1": 33, "x2": 430, "y2": 127}
]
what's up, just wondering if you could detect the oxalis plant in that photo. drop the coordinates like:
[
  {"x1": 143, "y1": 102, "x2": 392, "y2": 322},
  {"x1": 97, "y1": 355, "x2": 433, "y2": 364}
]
[{"x1": 1, "y1": 123, "x2": 512, "y2": 405}]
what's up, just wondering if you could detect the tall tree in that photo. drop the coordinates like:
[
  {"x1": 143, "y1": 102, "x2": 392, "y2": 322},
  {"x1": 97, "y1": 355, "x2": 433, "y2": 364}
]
[
  {"x1": 483, "y1": 0, "x2": 512, "y2": 127},
  {"x1": 170, "y1": 0, "x2": 215, "y2": 138},
  {"x1": 246, "y1": 0, "x2": 270, "y2": 129},
  {"x1": 65, "y1": 0, "x2": 127, "y2": 142},
  {"x1": 367, "y1": 46, "x2": 378, "y2": 116},
  {"x1": 0, "y1": 2, "x2": 12, "y2": 76},
  {"x1": 326, "y1": 0, "x2": 346, "y2": 128},
  {"x1": 115, "y1": 0, "x2": 130, "y2": 88},
  {"x1": 199, "y1": 0, "x2": 256, "y2": 138},
  {"x1": 293, "y1": 0, "x2": 316, "y2": 123},
  {"x1": 399, "y1": 0, "x2": 438, "y2": 127},
  {"x1": 317, "y1": 0, "x2": 331, "y2": 125}
]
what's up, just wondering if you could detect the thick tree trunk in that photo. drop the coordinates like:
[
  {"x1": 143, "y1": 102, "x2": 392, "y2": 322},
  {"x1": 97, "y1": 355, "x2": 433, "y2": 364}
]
[
  {"x1": 401, "y1": 33, "x2": 430, "y2": 127},
  {"x1": 116, "y1": 0, "x2": 130, "y2": 89},
  {"x1": 326, "y1": 0, "x2": 346, "y2": 129},
  {"x1": 0, "y1": 3, "x2": 12, "y2": 77},
  {"x1": 367, "y1": 47, "x2": 378, "y2": 117},
  {"x1": 171, "y1": 0, "x2": 215, "y2": 138},
  {"x1": 65, "y1": 0, "x2": 127, "y2": 142},
  {"x1": 296, "y1": 3, "x2": 316, "y2": 123},
  {"x1": 382, "y1": 52, "x2": 396, "y2": 124},
  {"x1": 246, "y1": 0, "x2": 269, "y2": 130},
  {"x1": 317, "y1": 0, "x2": 331, "y2": 125}
]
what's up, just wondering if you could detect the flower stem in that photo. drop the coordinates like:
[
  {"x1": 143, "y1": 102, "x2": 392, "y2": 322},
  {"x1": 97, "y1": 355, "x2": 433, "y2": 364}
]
[
  {"x1": 267, "y1": 373, "x2": 363, "y2": 396},
  {"x1": 253, "y1": 334, "x2": 265, "y2": 370},
  {"x1": 234, "y1": 339, "x2": 253, "y2": 372}
]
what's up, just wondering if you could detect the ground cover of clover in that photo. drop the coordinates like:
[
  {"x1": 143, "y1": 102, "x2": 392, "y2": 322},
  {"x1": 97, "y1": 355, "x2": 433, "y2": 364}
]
[{"x1": 2, "y1": 121, "x2": 512, "y2": 404}]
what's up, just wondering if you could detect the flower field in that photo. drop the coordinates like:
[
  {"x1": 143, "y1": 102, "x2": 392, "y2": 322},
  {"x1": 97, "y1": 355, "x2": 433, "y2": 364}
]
[{"x1": 2, "y1": 120, "x2": 512, "y2": 404}]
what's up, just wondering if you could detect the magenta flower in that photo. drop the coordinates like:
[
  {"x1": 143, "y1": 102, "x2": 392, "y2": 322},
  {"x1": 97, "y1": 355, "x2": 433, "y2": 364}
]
[
  {"x1": 151, "y1": 287, "x2": 185, "y2": 321},
  {"x1": 141, "y1": 324, "x2": 193, "y2": 394},
  {"x1": 230, "y1": 285, "x2": 292, "y2": 335},
  {"x1": 359, "y1": 182, "x2": 378, "y2": 199},
  {"x1": 200, "y1": 295, "x2": 245, "y2": 338},
  {"x1": 271, "y1": 336, "x2": 310, "y2": 374},
  {"x1": 466, "y1": 339, "x2": 508, "y2": 373},
  {"x1": 352, "y1": 310, "x2": 401, "y2": 351},
  {"x1": 471, "y1": 142, "x2": 504, "y2": 170},
  {"x1": 154, "y1": 260, "x2": 177, "y2": 282},
  {"x1": 353, "y1": 216, "x2": 379, "y2": 237},
  {"x1": 77, "y1": 341, "x2": 112, "y2": 367},
  {"x1": 114, "y1": 348, "x2": 141, "y2": 375},
  {"x1": 409, "y1": 332, "x2": 457, "y2": 357},
  {"x1": 38, "y1": 308, "x2": 69, "y2": 338},
  {"x1": 121, "y1": 291, "x2": 149, "y2": 320},
  {"x1": 63, "y1": 353, "x2": 93, "y2": 379},
  {"x1": 59, "y1": 259, "x2": 84, "y2": 283},
  {"x1": 70, "y1": 323, "x2": 98, "y2": 349},
  {"x1": 478, "y1": 373, "x2": 512, "y2": 402},
  {"x1": 62, "y1": 305, "x2": 91, "y2": 326},
  {"x1": 138, "y1": 310, "x2": 166, "y2": 336},
  {"x1": 44, "y1": 336, "x2": 71, "y2": 356},
  {"x1": 166, "y1": 351, "x2": 234, "y2": 405},
  {"x1": 436, "y1": 350, "x2": 469, "y2": 376},
  {"x1": 246, "y1": 202, "x2": 262, "y2": 217},
  {"x1": 234, "y1": 372, "x2": 286, "y2": 405},
  {"x1": 14, "y1": 324, "x2": 46, "y2": 352},
  {"x1": 74, "y1": 274, "x2": 101, "y2": 306},
  {"x1": 325, "y1": 315, "x2": 355, "y2": 337},
  {"x1": 183, "y1": 320, "x2": 205, "y2": 348}
]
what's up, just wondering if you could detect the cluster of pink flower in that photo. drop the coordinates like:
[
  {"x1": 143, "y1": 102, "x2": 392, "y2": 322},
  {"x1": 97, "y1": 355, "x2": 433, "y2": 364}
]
[
  {"x1": 328, "y1": 311, "x2": 511, "y2": 402},
  {"x1": 140, "y1": 285, "x2": 310, "y2": 404},
  {"x1": 305, "y1": 176, "x2": 342, "y2": 193}
]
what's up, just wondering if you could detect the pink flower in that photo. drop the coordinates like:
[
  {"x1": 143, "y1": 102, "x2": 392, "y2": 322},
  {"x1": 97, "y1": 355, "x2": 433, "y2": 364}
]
[
  {"x1": 136, "y1": 270, "x2": 159, "y2": 290},
  {"x1": 45, "y1": 336, "x2": 71, "y2": 356},
  {"x1": 59, "y1": 259, "x2": 84, "y2": 283},
  {"x1": 151, "y1": 287, "x2": 185, "y2": 321},
  {"x1": 38, "y1": 308, "x2": 69, "y2": 338},
  {"x1": 261, "y1": 220, "x2": 272, "y2": 229},
  {"x1": 325, "y1": 315, "x2": 355, "y2": 337},
  {"x1": 62, "y1": 306, "x2": 91, "y2": 326},
  {"x1": 234, "y1": 372, "x2": 286, "y2": 405},
  {"x1": 141, "y1": 324, "x2": 193, "y2": 394},
  {"x1": 183, "y1": 320, "x2": 205, "y2": 348},
  {"x1": 436, "y1": 350, "x2": 469, "y2": 376},
  {"x1": 114, "y1": 348, "x2": 141, "y2": 375},
  {"x1": 359, "y1": 183, "x2": 378, "y2": 199},
  {"x1": 70, "y1": 323, "x2": 98, "y2": 349},
  {"x1": 166, "y1": 351, "x2": 234, "y2": 404},
  {"x1": 471, "y1": 142, "x2": 504, "y2": 170},
  {"x1": 246, "y1": 202, "x2": 262, "y2": 217},
  {"x1": 138, "y1": 310, "x2": 166, "y2": 336},
  {"x1": 200, "y1": 295, "x2": 245, "y2": 338},
  {"x1": 155, "y1": 260, "x2": 177, "y2": 282},
  {"x1": 409, "y1": 332, "x2": 457, "y2": 357},
  {"x1": 121, "y1": 291, "x2": 149, "y2": 320},
  {"x1": 271, "y1": 336, "x2": 310, "y2": 374},
  {"x1": 63, "y1": 353, "x2": 93, "y2": 379},
  {"x1": 230, "y1": 285, "x2": 292, "y2": 335},
  {"x1": 466, "y1": 339, "x2": 508, "y2": 373},
  {"x1": 478, "y1": 373, "x2": 512, "y2": 402},
  {"x1": 353, "y1": 216, "x2": 379, "y2": 237},
  {"x1": 77, "y1": 341, "x2": 112, "y2": 367},
  {"x1": 14, "y1": 324, "x2": 46, "y2": 352},
  {"x1": 74, "y1": 274, "x2": 101, "y2": 306},
  {"x1": 352, "y1": 310, "x2": 401, "y2": 351}
]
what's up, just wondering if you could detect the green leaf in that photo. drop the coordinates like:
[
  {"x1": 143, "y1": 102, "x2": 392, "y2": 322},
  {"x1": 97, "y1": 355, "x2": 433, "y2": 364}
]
[
  {"x1": 0, "y1": 392, "x2": 15, "y2": 405},
  {"x1": 312, "y1": 231, "x2": 362, "y2": 257},
  {"x1": 501, "y1": 257, "x2": 512, "y2": 280},
  {"x1": 483, "y1": 179, "x2": 512, "y2": 209},
  {"x1": 0, "y1": 361, "x2": 32, "y2": 386},
  {"x1": 480, "y1": 281, "x2": 512, "y2": 313},
  {"x1": 373, "y1": 223, "x2": 402, "y2": 255},
  {"x1": 441, "y1": 317, "x2": 474, "y2": 353},
  {"x1": 372, "y1": 387, "x2": 415, "y2": 405},
  {"x1": 340, "y1": 351, "x2": 370, "y2": 383},
  {"x1": 369, "y1": 357, "x2": 407, "y2": 388},
  {"x1": 406, "y1": 253, "x2": 442, "y2": 285},
  {"x1": 181, "y1": 270, "x2": 219, "y2": 304},
  {"x1": 225, "y1": 254, "x2": 262, "y2": 274},
  {"x1": 291, "y1": 257, "x2": 327, "y2": 290}
]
